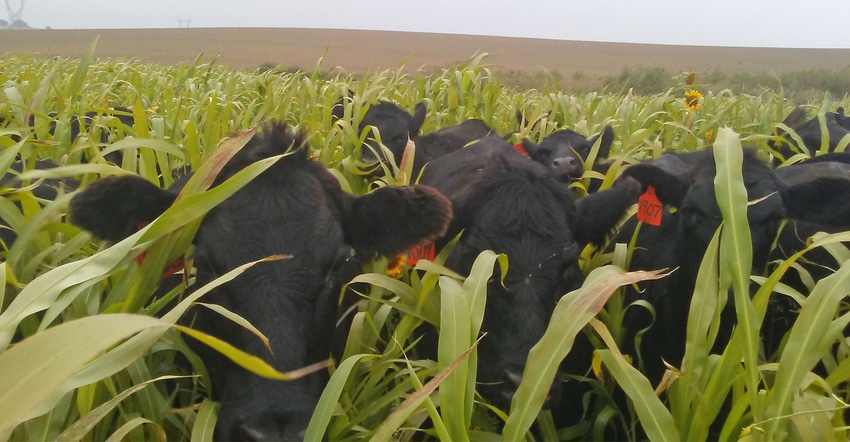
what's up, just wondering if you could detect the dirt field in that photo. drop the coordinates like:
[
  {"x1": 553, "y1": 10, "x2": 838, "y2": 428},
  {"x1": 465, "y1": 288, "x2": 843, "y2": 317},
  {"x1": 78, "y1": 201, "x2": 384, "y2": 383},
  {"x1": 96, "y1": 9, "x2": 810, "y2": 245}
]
[{"x1": 2, "y1": 27, "x2": 850, "y2": 76}]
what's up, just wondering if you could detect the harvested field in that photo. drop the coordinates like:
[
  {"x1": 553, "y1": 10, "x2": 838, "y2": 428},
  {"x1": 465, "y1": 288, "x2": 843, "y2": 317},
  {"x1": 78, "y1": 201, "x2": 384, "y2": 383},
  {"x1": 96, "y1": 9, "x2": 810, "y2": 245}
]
[{"x1": 2, "y1": 27, "x2": 850, "y2": 75}]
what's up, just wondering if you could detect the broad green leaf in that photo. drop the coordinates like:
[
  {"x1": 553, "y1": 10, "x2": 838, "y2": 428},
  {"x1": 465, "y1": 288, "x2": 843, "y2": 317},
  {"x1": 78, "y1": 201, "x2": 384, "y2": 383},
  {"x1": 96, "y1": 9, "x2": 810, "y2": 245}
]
[
  {"x1": 713, "y1": 128, "x2": 761, "y2": 423},
  {"x1": 591, "y1": 319, "x2": 679, "y2": 442},
  {"x1": 766, "y1": 260, "x2": 850, "y2": 438},
  {"x1": 56, "y1": 375, "x2": 188, "y2": 442},
  {"x1": 190, "y1": 399, "x2": 219, "y2": 442},
  {"x1": 502, "y1": 266, "x2": 667, "y2": 441},
  {"x1": 175, "y1": 325, "x2": 330, "y2": 381},
  {"x1": 370, "y1": 337, "x2": 480, "y2": 442},
  {"x1": 0, "y1": 314, "x2": 170, "y2": 438},
  {"x1": 105, "y1": 417, "x2": 165, "y2": 442},
  {"x1": 304, "y1": 354, "x2": 372, "y2": 441}
]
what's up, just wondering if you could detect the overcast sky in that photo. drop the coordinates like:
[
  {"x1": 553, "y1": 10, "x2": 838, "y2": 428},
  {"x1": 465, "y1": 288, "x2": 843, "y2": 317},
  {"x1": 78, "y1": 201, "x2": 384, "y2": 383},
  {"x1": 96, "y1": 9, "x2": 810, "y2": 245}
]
[{"x1": 9, "y1": 0, "x2": 850, "y2": 49}]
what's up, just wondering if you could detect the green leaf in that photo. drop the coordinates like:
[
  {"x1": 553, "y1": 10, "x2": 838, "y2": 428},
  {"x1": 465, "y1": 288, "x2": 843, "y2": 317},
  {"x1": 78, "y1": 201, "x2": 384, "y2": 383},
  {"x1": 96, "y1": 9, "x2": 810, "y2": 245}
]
[
  {"x1": 304, "y1": 354, "x2": 372, "y2": 441},
  {"x1": 591, "y1": 319, "x2": 679, "y2": 442},
  {"x1": 190, "y1": 399, "x2": 219, "y2": 442},
  {"x1": 56, "y1": 375, "x2": 189, "y2": 442},
  {"x1": 370, "y1": 336, "x2": 481, "y2": 442},
  {"x1": 713, "y1": 128, "x2": 761, "y2": 422},
  {"x1": 502, "y1": 266, "x2": 667, "y2": 441},
  {"x1": 175, "y1": 325, "x2": 329, "y2": 381},
  {"x1": 0, "y1": 314, "x2": 170, "y2": 438},
  {"x1": 766, "y1": 259, "x2": 850, "y2": 438}
]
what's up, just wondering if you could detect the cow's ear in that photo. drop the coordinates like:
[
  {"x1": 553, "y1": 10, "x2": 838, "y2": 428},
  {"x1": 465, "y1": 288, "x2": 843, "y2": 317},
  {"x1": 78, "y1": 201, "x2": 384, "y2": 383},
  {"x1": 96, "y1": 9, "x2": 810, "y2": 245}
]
[
  {"x1": 521, "y1": 139, "x2": 541, "y2": 160},
  {"x1": 619, "y1": 163, "x2": 688, "y2": 207},
  {"x1": 68, "y1": 175, "x2": 176, "y2": 242},
  {"x1": 588, "y1": 125, "x2": 615, "y2": 159},
  {"x1": 779, "y1": 107, "x2": 807, "y2": 133},
  {"x1": 781, "y1": 177, "x2": 850, "y2": 227},
  {"x1": 572, "y1": 176, "x2": 641, "y2": 246},
  {"x1": 344, "y1": 185, "x2": 452, "y2": 259},
  {"x1": 331, "y1": 91, "x2": 356, "y2": 122},
  {"x1": 409, "y1": 101, "x2": 427, "y2": 138},
  {"x1": 515, "y1": 110, "x2": 527, "y2": 130},
  {"x1": 331, "y1": 99, "x2": 346, "y2": 122}
]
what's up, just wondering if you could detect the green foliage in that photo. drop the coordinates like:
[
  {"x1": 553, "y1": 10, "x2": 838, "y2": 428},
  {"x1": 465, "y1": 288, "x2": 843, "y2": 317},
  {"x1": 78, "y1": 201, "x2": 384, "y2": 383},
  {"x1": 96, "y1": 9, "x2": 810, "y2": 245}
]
[{"x1": 0, "y1": 49, "x2": 848, "y2": 441}]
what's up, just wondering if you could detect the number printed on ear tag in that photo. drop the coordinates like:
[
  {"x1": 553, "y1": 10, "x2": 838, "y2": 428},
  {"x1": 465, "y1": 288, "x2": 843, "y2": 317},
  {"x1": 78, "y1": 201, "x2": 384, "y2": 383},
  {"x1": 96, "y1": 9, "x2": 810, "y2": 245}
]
[{"x1": 637, "y1": 185, "x2": 663, "y2": 226}]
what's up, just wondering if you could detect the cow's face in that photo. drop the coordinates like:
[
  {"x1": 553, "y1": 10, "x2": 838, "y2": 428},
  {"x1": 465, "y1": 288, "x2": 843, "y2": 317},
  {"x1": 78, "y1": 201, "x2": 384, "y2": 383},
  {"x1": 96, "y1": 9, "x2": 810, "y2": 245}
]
[
  {"x1": 771, "y1": 108, "x2": 850, "y2": 164},
  {"x1": 357, "y1": 101, "x2": 426, "y2": 172},
  {"x1": 521, "y1": 127, "x2": 614, "y2": 183},
  {"x1": 444, "y1": 175, "x2": 584, "y2": 409}
]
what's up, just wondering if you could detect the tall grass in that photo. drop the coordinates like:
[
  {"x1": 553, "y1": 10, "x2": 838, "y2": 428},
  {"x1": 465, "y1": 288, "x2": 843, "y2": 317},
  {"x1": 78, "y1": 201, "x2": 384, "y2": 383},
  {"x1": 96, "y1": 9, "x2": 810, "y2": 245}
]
[{"x1": 0, "y1": 50, "x2": 848, "y2": 440}]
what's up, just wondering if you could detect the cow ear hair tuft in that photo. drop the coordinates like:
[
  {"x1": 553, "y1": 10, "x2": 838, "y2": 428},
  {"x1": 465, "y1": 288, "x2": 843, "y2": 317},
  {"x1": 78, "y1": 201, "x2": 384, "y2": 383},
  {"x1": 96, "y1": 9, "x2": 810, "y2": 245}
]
[
  {"x1": 344, "y1": 185, "x2": 452, "y2": 260},
  {"x1": 589, "y1": 125, "x2": 615, "y2": 159},
  {"x1": 331, "y1": 90, "x2": 355, "y2": 122},
  {"x1": 68, "y1": 175, "x2": 176, "y2": 243},
  {"x1": 778, "y1": 107, "x2": 807, "y2": 134},
  {"x1": 620, "y1": 163, "x2": 688, "y2": 207}
]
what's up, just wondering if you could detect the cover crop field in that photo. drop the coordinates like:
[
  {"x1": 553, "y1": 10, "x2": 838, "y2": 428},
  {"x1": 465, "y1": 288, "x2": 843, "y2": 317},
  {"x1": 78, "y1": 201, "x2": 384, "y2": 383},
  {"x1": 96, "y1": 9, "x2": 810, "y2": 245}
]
[{"x1": 0, "y1": 41, "x2": 848, "y2": 441}]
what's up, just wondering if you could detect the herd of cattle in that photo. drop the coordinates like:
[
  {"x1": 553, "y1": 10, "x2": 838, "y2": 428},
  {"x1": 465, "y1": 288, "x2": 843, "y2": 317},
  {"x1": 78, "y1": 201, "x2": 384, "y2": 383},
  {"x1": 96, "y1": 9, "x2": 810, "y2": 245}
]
[{"x1": 3, "y1": 99, "x2": 850, "y2": 440}]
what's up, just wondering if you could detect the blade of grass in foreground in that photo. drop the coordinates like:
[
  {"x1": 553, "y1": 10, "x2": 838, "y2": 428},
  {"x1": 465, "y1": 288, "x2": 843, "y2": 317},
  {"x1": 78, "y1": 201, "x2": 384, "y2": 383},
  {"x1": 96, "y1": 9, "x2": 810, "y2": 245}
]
[
  {"x1": 591, "y1": 319, "x2": 679, "y2": 442},
  {"x1": 765, "y1": 259, "x2": 850, "y2": 438},
  {"x1": 304, "y1": 354, "x2": 373, "y2": 441},
  {"x1": 0, "y1": 314, "x2": 170, "y2": 439},
  {"x1": 56, "y1": 374, "x2": 190, "y2": 442},
  {"x1": 502, "y1": 266, "x2": 667, "y2": 441},
  {"x1": 371, "y1": 337, "x2": 482, "y2": 442},
  {"x1": 714, "y1": 128, "x2": 762, "y2": 423}
]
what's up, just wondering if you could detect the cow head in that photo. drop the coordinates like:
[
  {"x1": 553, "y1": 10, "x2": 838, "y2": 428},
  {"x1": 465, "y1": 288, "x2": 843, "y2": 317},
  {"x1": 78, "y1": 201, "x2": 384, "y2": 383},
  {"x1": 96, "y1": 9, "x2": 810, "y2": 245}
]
[
  {"x1": 770, "y1": 107, "x2": 850, "y2": 165},
  {"x1": 421, "y1": 138, "x2": 639, "y2": 409},
  {"x1": 355, "y1": 101, "x2": 427, "y2": 173},
  {"x1": 69, "y1": 122, "x2": 453, "y2": 441},
  {"x1": 521, "y1": 126, "x2": 615, "y2": 183},
  {"x1": 622, "y1": 148, "x2": 786, "y2": 276}
]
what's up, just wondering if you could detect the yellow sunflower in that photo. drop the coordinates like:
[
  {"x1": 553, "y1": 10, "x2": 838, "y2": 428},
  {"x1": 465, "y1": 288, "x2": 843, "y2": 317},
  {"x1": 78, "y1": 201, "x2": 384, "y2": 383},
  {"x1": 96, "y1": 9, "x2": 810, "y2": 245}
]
[
  {"x1": 684, "y1": 89, "x2": 703, "y2": 113},
  {"x1": 386, "y1": 254, "x2": 405, "y2": 278}
]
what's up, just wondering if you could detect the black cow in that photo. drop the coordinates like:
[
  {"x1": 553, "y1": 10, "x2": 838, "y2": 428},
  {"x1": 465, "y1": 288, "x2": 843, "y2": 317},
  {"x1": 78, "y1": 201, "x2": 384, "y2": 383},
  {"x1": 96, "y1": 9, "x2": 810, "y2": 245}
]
[
  {"x1": 519, "y1": 126, "x2": 615, "y2": 185},
  {"x1": 417, "y1": 135, "x2": 641, "y2": 409},
  {"x1": 68, "y1": 122, "x2": 453, "y2": 441},
  {"x1": 612, "y1": 147, "x2": 850, "y2": 382},
  {"x1": 334, "y1": 99, "x2": 495, "y2": 176},
  {"x1": 764, "y1": 160, "x2": 850, "y2": 350},
  {"x1": 771, "y1": 107, "x2": 850, "y2": 165},
  {"x1": 0, "y1": 159, "x2": 80, "y2": 250}
]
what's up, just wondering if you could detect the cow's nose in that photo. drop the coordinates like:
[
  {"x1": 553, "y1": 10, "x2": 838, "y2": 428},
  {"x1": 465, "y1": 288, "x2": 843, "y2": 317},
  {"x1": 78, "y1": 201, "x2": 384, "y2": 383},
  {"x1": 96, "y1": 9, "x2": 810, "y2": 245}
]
[
  {"x1": 552, "y1": 156, "x2": 577, "y2": 169},
  {"x1": 503, "y1": 368, "x2": 524, "y2": 389},
  {"x1": 502, "y1": 368, "x2": 563, "y2": 409}
]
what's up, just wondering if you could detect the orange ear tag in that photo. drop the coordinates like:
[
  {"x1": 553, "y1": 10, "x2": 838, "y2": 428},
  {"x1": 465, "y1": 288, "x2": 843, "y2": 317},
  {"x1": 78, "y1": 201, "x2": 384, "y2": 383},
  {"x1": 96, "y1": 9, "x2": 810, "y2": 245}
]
[
  {"x1": 512, "y1": 143, "x2": 530, "y2": 158},
  {"x1": 637, "y1": 185, "x2": 663, "y2": 226},
  {"x1": 406, "y1": 242, "x2": 436, "y2": 265}
]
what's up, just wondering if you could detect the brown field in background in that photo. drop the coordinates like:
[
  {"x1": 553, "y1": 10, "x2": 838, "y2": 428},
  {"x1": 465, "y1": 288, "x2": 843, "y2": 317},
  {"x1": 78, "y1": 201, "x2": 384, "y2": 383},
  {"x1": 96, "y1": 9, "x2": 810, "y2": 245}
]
[{"x1": 2, "y1": 28, "x2": 850, "y2": 77}]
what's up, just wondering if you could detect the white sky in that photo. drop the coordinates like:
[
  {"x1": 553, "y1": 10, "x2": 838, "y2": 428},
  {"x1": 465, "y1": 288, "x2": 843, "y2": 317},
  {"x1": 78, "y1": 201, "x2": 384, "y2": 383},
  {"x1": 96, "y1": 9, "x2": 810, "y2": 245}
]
[{"x1": 9, "y1": 0, "x2": 850, "y2": 49}]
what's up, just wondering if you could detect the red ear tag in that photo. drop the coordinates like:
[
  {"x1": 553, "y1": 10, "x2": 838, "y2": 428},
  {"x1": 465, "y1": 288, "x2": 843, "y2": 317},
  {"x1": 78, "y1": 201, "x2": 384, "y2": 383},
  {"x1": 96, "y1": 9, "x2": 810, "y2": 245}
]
[
  {"x1": 134, "y1": 221, "x2": 151, "y2": 267},
  {"x1": 637, "y1": 185, "x2": 663, "y2": 226},
  {"x1": 512, "y1": 143, "x2": 530, "y2": 158},
  {"x1": 406, "y1": 242, "x2": 436, "y2": 265}
]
